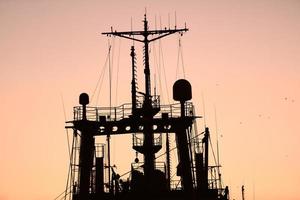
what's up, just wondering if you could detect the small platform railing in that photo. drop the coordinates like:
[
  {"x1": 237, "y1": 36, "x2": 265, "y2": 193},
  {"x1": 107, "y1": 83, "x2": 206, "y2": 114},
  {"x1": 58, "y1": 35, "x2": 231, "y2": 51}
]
[
  {"x1": 131, "y1": 161, "x2": 166, "y2": 174},
  {"x1": 170, "y1": 180, "x2": 182, "y2": 190},
  {"x1": 132, "y1": 133, "x2": 162, "y2": 147},
  {"x1": 73, "y1": 101, "x2": 194, "y2": 121}
]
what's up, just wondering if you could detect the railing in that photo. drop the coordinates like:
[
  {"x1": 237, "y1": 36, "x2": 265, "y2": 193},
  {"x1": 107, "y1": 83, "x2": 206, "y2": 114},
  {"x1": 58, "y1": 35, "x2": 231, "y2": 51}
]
[
  {"x1": 136, "y1": 95, "x2": 160, "y2": 109},
  {"x1": 73, "y1": 101, "x2": 194, "y2": 121},
  {"x1": 132, "y1": 133, "x2": 162, "y2": 147},
  {"x1": 95, "y1": 143, "x2": 105, "y2": 158},
  {"x1": 131, "y1": 161, "x2": 166, "y2": 174},
  {"x1": 170, "y1": 180, "x2": 182, "y2": 190},
  {"x1": 73, "y1": 103, "x2": 132, "y2": 121},
  {"x1": 159, "y1": 102, "x2": 194, "y2": 118}
]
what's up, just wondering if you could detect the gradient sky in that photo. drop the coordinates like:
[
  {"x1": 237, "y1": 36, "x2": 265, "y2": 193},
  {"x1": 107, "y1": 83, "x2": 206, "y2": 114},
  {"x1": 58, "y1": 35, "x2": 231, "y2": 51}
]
[{"x1": 1, "y1": 0, "x2": 300, "y2": 200}]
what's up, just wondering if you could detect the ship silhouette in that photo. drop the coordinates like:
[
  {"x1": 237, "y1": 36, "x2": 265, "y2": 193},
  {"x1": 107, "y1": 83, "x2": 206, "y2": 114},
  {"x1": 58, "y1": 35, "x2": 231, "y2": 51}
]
[{"x1": 60, "y1": 14, "x2": 230, "y2": 200}]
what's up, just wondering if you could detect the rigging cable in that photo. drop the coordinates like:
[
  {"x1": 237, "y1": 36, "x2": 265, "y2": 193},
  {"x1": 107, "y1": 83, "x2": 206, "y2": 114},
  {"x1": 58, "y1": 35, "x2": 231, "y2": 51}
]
[
  {"x1": 152, "y1": 16, "x2": 158, "y2": 97},
  {"x1": 110, "y1": 37, "x2": 116, "y2": 164},
  {"x1": 94, "y1": 38, "x2": 115, "y2": 107},
  {"x1": 180, "y1": 37, "x2": 186, "y2": 78},
  {"x1": 115, "y1": 38, "x2": 121, "y2": 106},
  {"x1": 71, "y1": 134, "x2": 79, "y2": 200},
  {"x1": 152, "y1": 39, "x2": 164, "y2": 102},
  {"x1": 208, "y1": 134, "x2": 218, "y2": 167},
  {"x1": 60, "y1": 93, "x2": 71, "y2": 158},
  {"x1": 158, "y1": 36, "x2": 171, "y2": 104},
  {"x1": 175, "y1": 36, "x2": 186, "y2": 80},
  {"x1": 202, "y1": 93, "x2": 207, "y2": 128},
  {"x1": 59, "y1": 93, "x2": 71, "y2": 200},
  {"x1": 54, "y1": 132, "x2": 76, "y2": 200},
  {"x1": 131, "y1": 17, "x2": 134, "y2": 45},
  {"x1": 158, "y1": 16, "x2": 171, "y2": 104},
  {"x1": 65, "y1": 132, "x2": 78, "y2": 200},
  {"x1": 175, "y1": 37, "x2": 180, "y2": 80},
  {"x1": 113, "y1": 37, "x2": 121, "y2": 167},
  {"x1": 214, "y1": 105, "x2": 222, "y2": 188},
  {"x1": 91, "y1": 47, "x2": 110, "y2": 105},
  {"x1": 107, "y1": 40, "x2": 112, "y2": 192}
]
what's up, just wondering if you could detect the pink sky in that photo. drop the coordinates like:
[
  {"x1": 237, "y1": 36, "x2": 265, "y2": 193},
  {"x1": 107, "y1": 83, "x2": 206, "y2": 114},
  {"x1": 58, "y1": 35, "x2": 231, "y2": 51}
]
[{"x1": 0, "y1": 0, "x2": 299, "y2": 199}]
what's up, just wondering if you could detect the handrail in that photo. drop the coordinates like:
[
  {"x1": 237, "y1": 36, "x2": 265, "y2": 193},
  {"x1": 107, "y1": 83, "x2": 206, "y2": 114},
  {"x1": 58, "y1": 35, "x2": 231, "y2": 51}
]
[
  {"x1": 131, "y1": 161, "x2": 166, "y2": 173},
  {"x1": 73, "y1": 102, "x2": 194, "y2": 121},
  {"x1": 132, "y1": 133, "x2": 162, "y2": 147}
]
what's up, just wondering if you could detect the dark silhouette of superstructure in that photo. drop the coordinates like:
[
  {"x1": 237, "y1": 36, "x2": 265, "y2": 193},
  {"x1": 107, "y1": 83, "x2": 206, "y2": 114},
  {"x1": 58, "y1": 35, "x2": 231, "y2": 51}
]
[{"x1": 64, "y1": 15, "x2": 230, "y2": 200}]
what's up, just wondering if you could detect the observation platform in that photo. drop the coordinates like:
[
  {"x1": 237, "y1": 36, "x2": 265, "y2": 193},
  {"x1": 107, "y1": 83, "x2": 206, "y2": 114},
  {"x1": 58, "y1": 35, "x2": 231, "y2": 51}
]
[{"x1": 68, "y1": 101, "x2": 196, "y2": 136}]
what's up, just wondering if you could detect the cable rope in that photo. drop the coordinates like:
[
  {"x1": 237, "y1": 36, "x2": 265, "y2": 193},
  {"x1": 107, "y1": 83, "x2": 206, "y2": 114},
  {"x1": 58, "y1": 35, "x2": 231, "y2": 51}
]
[
  {"x1": 54, "y1": 133, "x2": 76, "y2": 200},
  {"x1": 175, "y1": 36, "x2": 186, "y2": 80},
  {"x1": 130, "y1": 17, "x2": 135, "y2": 46},
  {"x1": 91, "y1": 48, "x2": 110, "y2": 104},
  {"x1": 152, "y1": 40, "x2": 165, "y2": 102},
  {"x1": 60, "y1": 93, "x2": 71, "y2": 158},
  {"x1": 109, "y1": 36, "x2": 117, "y2": 171},
  {"x1": 111, "y1": 36, "x2": 116, "y2": 77},
  {"x1": 152, "y1": 42, "x2": 157, "y2": 96},
  {"x1": 54, "y1": 186, "x2": 72, "y2": 200},
  {"x1": 175, "y1": 37, "x2": 180, "y2": 80},
  {"x1": 64, "y1": 133, "x2": 76, "y2": 200},
  {"x1": 209, "y1": 135, "x2": 218, "y2": 167},
  {"x1": 158, "y1": 16, "x2": 170, "y2": 104},
  {"x1": 107, "y1": 39, "x2": 113, "y2": 192},
  {"x1": 151, "y1": 16, "x2": 161, "y2": 100},
  {"x1": 115, "y1": 38, "x2": 121, "y2": 106},
  {"x1": 71, "y1": 135, "x2": 79, "y2": 199},
  {"x1": 59, "y1": 93, "x2": 72, "y2": 200},
  {"x1": 180, "y1": 37, "x2": 186, "y2": 79},
  {"x1": 112, "y1": 37, "x2": 121, "y2": 168},
  {"x1": 95, "y1": 47, "x2": 110, "y2": 106},
  {"x1": 214, "y1": 105, "x2": 223, "y2": 189},
  {"x1": 158, "y1": 39, "x2": 170, "y2": 104},
  {"x1": 201, "y1": 93, "x2": 207, "y2": 128}
]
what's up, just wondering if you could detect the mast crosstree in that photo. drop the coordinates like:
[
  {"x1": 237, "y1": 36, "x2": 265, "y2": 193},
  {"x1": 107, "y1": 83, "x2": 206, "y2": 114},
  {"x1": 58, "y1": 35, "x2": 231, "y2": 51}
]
[{"x1": 102, "y1": 14, "x2": 188, "y2": 99}]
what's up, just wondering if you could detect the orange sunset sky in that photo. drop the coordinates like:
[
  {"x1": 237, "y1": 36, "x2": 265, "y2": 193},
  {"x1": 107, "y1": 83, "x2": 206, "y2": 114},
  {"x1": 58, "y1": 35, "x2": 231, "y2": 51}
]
[{"x1": 1, "y1": 0, "x2": 300, "y2": 200}]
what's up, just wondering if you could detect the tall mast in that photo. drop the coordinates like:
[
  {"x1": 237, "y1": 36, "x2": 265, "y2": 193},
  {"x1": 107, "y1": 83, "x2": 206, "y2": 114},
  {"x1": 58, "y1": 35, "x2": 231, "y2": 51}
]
[
  {"x1": 131, "y1": 46, "x2": 137, "y2": 114},
  {"x1": 102, "y1": 14, "x2": 188, "y2": 192},
  {"x1": 102, "y1": 14, "x2": 188, "y2": 102},
  {"x1": 143, "y1": 15, "x2": 151, "y2": 99}
]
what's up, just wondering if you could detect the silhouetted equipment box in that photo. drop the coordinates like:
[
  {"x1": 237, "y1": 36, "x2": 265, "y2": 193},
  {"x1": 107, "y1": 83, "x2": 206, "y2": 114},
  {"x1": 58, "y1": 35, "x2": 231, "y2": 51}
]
[{"x1": 173, "y1": 79, "x2": 192, "y2": 102}]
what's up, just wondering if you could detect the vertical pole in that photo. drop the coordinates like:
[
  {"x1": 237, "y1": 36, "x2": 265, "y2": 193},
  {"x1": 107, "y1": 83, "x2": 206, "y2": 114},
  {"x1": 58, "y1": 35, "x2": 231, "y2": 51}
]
[
  {"x1": 166, "y1": 133, "x2": 171, "y2": 190},
  {"x1": 82, "y1": 104, "x2": 87, "y2": 120},
  {"x1": 204, "y1": 127, "x2": 209, "y2": 190},
  {"x1": 78, "y1": 127, "x2": 95, "y2": 199},
  {"x1": 242, "y1": 185, "x2": 245, "y2": 200},
  {"x1": 195, "y1": 153, "x2": 205, "y2": 191},
  {"x1": 141, "y1": 15, "x2": 155, "y2": 192},
  {"x1": 175, "y1": 101, "x2": 193, "y2": 194},
  {"x1": 131, "y1": 46, "x2": 137, "y2": 114},
  {"x1": 107, "y1": 45, "x2": 112, "y2": 193},
  {"x1": 95, "y1": 157, "x2": 104, "y2": 194},
  {"x1": 143, "y1": 113, "x2": 155, "y2": 187},
  {"x1": 143, "y1": 15, "x2": 151, "y2": 99}
]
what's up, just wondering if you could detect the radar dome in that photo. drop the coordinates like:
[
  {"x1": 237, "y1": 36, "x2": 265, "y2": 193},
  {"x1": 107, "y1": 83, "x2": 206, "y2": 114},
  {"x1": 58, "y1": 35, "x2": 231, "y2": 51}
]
[
  {"x1": 79, "y1": 93, "x2": 89, "y2": 105},
  {"x1": 173, "y1": 79, "x2": 192, "y2": 102}
]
